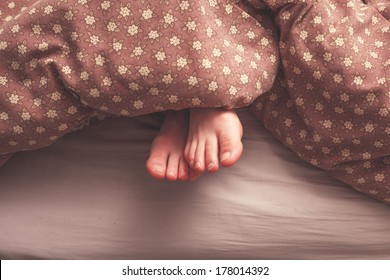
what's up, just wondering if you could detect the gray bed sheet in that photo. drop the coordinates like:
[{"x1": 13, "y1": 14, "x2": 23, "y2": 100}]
[{"x1": 0, "y1": 109, "x2": 389, "y2": 259}]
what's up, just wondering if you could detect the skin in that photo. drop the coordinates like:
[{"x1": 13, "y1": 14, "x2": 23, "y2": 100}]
[
  {"x1": 146, "y1": 110, "x2": 190, "y2": 181},
  {"x1": 146, "y1": 108, "x2": 243, "y2": 181},
  {"x1": 185, "y1": 108, "x2": 243, "y2": 174}
]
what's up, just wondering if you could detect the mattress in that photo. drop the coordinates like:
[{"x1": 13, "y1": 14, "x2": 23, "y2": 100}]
[{"x1": 0, "y1": 108, "x2": 389, "y2": 259}]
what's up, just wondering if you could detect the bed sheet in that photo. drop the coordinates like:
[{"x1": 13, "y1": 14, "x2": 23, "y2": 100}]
[{"x1": 0, "y1": 109, "x2": 389, "y2": 259}]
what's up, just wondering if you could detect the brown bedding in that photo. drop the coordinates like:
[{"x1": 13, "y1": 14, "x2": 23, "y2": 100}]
[{"x1": 0, "y1": 0, "x2": 389, "y2": 203}]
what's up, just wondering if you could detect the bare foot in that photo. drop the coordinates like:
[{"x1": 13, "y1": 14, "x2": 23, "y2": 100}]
[
  {"x1": 185, "y1": 108, "x2": 243, "y2": 174},
  {"x1": 146, "y1": 110, "x2": 190, "y2": 181}
]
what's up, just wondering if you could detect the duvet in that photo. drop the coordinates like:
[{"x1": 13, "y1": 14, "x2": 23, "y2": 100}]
[{"x1": 0, "y1": 0, "x2": 389, "y2": 203}]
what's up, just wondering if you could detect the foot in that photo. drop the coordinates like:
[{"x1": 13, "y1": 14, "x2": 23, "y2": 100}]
[
  {"x1": 146, "y1": 110, "x2": 190, "y2": 181},
  {"x1": 185, "y1": 108, "x2": 243, "y2": 174}
]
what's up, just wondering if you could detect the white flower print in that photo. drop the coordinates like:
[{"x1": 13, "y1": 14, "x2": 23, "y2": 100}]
[
  {"x1": 374, "y1": 174, "x2": 385, "y2": 182},
  {"x1": 333, "y1": 74, "x2": 343, "y2": 83},
  {"x1": 313, "y1": 15, "x2": 322, "y2": 24},
  {"x1": 212, "y1": 48, "x2": 221, "y2": 57},
  {"x1": 102, "y1": 76, "x2": 112, "y2": 87},
  {"x1": 187, "y1": 76, "x2": 198, "y2": 87},
  {"x1": 95, "y1": 54, "x2": 105, "y2": 66},
  {"x1": 228, "y1": 86, "x2": 237, "y2": 96},
  {"x1": 191, "y1": 97, "x2": 201, "y2": 106},
  {"x1": 169, "y1": 95, "x2": 178, "y2": 103},
  {"x1": 234, "y1": 55, "x2": 242, "y2": 64},
  {"x1": 89, "y1": 88, "x2": 100, "y2": 98},
  {"x1": 112, "y1": 41, "x2": 123, "y2": 52},
  {"x1": 139, "y1": 66, "x2": 151, "y2": 77},
  {"x1": 225, "y1": 4, "x2": 233, "y2": 14},
  {"x1": 62, "y1": 66, "x2": 72, "y2": 75},
  {"x1": 170, "y1": 36, "x2": 180, "y2": 46},
  {"x1": 222, "y1": 66, "x2": 231, "y2": 75},
  {"x1": 8, "y1": 93, "x2": 21, "y2": 104},
  {"x1": 179, "y1": 1, "x2": 190, "y2": 11},
  {"x1": 89, "y1": 35, "x2": 100, "y2": 45},
  {"x1": 364, "y1": 123, "x2": 375, "y2": 133},
  {"x1": 127, "y1": 25, "x2": 139, "y2": 36},
  {"x1": 192, "y1": 40, "x2": 202, "y2": 51},
  {"x1": 46, "y1": 110, "x2": 58, "y2": 119},
  {"x1": 80, "y1": 71, "x2": 89, "y2": 81},
  {"x1": 107, "y1": 22, "x2": 118, "y2": 32},
  {"x1": 312, "y1": 70, "x2": 322, "y2": 80},
  {"x1": 149, "y1": 87, "x2": 159, "y2": 96},
  {"x1": 148, "y1": 30, "x2": 159, "y2": 40},
  {"x1": 142, "y1": 9, "x2": 153, "y2": 20},
  {"x1": 247, "y1": 30, "x2": 255, "y2": 39},
  {"x1": 299, "y1": 30, "x2": 308, "y2": 40},
  {"x1": 129, "y1": 82, "x2": 140, "y2": 91},
  {"x1": 112, "y1": 96, "x2": 122, "y2": 103},
  {"x1": 101, "y1": 1, "x2": 110, "y2": 10},
  {"x1": 202, "y1": 58, "x2": 212, "y2": 69},
  {"x1": 186, "y1": 20, "x2": 197, "y2": 31},
  {"x1": 164, "y1": 13, "x2": 175, "y2": 25},
  {"x1": 133, "y1": 46, "x2": 144, "y2": 57},
  {"x1": 0, "y1": 112, "x2": 9, "y2": 121},
  {"x1": 176, "y1": 56, "x2": 188, "y2": 69},
  {"x1": 120, "y1": 6, "x2": 130, "y2": 18},
  {"x1": 133, "y1": 100, "x2": 143, "y2": 109},
  {"x1": 155, "y1": 51, "x2": 166, "y2": 62},
  {"x1": 229, "y1": 25, "x2": 238, "y2": 35},
  {"x1": 353, "y1": 75, "x2": 364, "y2": 86},
  {"x1": 162, "y1": 74, "x2": 173, "y2": 84},
  {"x1": 13, "y1": 125, "x2": 23, "y2": 134},
  {"x1": 68, "y1": 106, "x2": 78, "y2": 115},
  {"x1": 0, "y1": 76, "x2": 8, "y2": 86},
  {"x1": 261, "y1": 38, "x2": 269, "y2": 47},
  {"x1": 378, "y1": 108, "x2": 388, "y2": 117},
  {"x1": 85, "y1": 15, "x2": 96, "y2": 25},
  {"x1": 208, "y1": 81, "x2": 218, "y2": 91},
  {"x1": 240, "y1": 74, "x2": 249, "y2": 84},
  {"x1": 303, "y1": 51, "x2": 313, "y2": 62}
]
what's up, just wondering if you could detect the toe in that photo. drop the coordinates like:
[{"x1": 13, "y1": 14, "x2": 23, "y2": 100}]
[
  {"x1": 146, "y1": 152, "x2": 168, "y2": 180},
  {"x1": 219, "y1": 135, "x2": 243, "y2": 167},
  {"x1": 184, "y1": 140, "x2": 192, "y2": 166},
  {"x1": 166, "y1": 154, "x2": 180, "y2": 181},
  {"x1": 205, "y1": 137, "x2": 219, "y2": 173},
  {"x1": 178, "y1": 158, "x2": 189, "y2": 181},
  {"x1": 194, "y1": 140, "x2": 206, "y2": 172},
  {"x1": 186, "y1": 139, "x2": 197, "y2": 168}
]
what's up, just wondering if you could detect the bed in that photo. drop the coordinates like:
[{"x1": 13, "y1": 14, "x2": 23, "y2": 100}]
[{"x1": 1, "y1": 108, "x2": 389, "y2": 260}]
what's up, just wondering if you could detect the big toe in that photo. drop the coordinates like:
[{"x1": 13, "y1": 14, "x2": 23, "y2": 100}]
[
  {"x1": 146, "y1": 153, "x2": 167, "y2": 180},
  {"x1": 219, "y1": 134, "x2": 243, "y2": 167}
]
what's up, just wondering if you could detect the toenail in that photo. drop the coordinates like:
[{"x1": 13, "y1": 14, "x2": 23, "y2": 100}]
[
  {"x1": 154, "y1": 168, "x2": 164, "y2": 173},
  {"x1": 221, "y1": 152, "x2": 231, "y2": 162},
  {"x1": 207, "y1": 163, "x2": 215, "y2": 170},
  {"x1": 195, "y1": 162, "x2": 201, "y2": 168}
]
